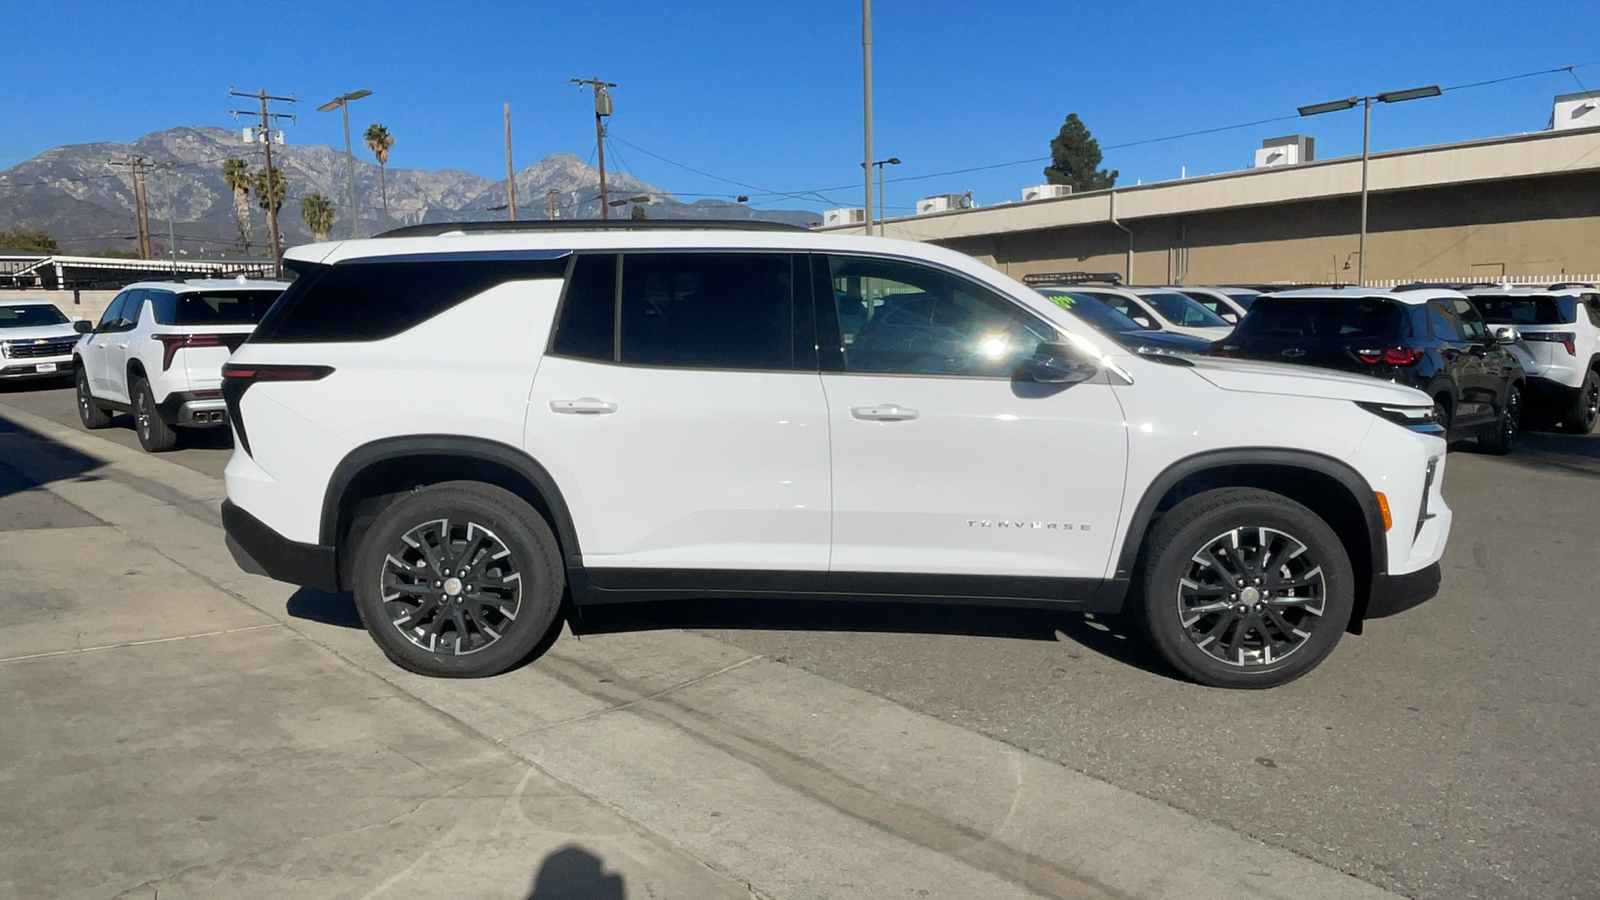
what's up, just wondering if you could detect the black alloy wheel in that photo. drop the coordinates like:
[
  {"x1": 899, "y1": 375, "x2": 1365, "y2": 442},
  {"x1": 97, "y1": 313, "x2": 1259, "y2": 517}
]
[
  {"x1": 352, "y1": 482, "x2": 564, "y2": 677},
  {"x1": 1134, "y1": 488, "x2": 1354, "y2": 689},
  {"x1": 1481, "y1": 384, "x2": 1522, "y2": 455},
  {"x1": 132, "y1": 377, "x2": 178, "y2": 452},
  {"x1": 76, "y1": 367, "x2": 110, "y2": 429},
  {"x1": 1564, "y1": 370, "x2": 1600, "y2": 434}
]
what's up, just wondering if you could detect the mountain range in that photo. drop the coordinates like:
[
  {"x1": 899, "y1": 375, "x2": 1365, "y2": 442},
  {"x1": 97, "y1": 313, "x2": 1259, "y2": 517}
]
[{"x1": 0, "y1": 127, "x2": 819, "y2": 257}]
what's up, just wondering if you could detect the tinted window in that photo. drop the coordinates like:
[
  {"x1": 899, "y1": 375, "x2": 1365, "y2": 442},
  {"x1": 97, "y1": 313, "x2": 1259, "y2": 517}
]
[
  {"x1": 157, "y1": 290, "x2": 281, "y2": 326},
  {"x1": 1451, "y1": 299, "x2": 1489, "y2": 341},
  {"x1": 1078, "y1": 291, "x2": 1158, "y2": 329},
  {"x1": 1469, "y1": 294, "x2": 1575, "y2": 326},
  {"x1": 550, "y1": 255, "x2": 617, "y2": 361},
  {"x1": 0, "y1": 304, "x2": 69, "y2": 328},
  {"x1": 254, "y1": 256, "x2": 570, "y2": 343},
  {"x1": 1236, "y1": 298, "x2": 1405, "y2": 340},
  {"x1": 620, "y1": 253, "x2": 794, "y2": 370},
  {"x1": 828, "y1": 255, "x2": 1053, "y2": 376},
  {"x1": 1038, "y1": 290, "x2": 1146, "y2": 333},
  {"x1": 1179, "y1": 291, "x2": 1231, "y2": 318},
  {"x1": 1584, "y1": 295, "x2": 1600, "y2": 328},
  {"x1": 97, "y1": 293, "x2": 129, "y2": 330},
  {"x1": 1426, "y1": 301, "x2": 1466, "y2": 341},
  {"x1": 1141, "y1": 292, "x2": 1230, "y2": 328},
  {"x1": 121, "y1": 290, "x2": 145, "y2": 327}
]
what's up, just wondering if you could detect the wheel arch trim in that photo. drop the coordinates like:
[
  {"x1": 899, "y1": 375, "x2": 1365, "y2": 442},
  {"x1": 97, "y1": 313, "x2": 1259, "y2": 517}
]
[{"x1": 320, "y1": 435, "x2": 582, "y2": 565}]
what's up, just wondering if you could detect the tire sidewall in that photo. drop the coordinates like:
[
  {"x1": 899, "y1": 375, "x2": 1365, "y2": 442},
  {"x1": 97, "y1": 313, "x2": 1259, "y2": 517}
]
[
  {"x1": 1142, "y1": 496, "x2": 1354, "y2": 689},
  {"x1": 76, "y1": 367, "x2": 107, "y2": 428},
  {"x1": 352, "y1": 485, "x2": 564, "y2": 678}
]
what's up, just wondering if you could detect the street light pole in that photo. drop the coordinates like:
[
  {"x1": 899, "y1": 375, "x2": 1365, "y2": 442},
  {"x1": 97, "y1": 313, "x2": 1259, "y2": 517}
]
[
  {"x1": 1298, "y1": 84, "x2": 1440, "y2": 286},
  {"x1": 317, "y1": 89, "x2": 372, "y2": 240},
  {"x1": 869, "y1": 157, "x2": 900, "y2": 236},
  {"x1": 862, "y1": 0, "x2": 874, "y2": 235}
]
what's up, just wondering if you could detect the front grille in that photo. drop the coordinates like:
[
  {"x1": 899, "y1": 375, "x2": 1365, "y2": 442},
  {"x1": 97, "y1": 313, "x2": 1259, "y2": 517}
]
[{"x1": 3, "y1": 337, "x2": 77, "y2": 359}]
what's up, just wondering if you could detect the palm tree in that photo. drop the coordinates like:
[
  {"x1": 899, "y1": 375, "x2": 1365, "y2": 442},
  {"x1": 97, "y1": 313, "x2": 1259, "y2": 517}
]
[
  {"x1": 363, "y1": 123, "x2": 395, "y2": 225},
  {"x1": 252, "y1": 166, "x2": 287, "y2": 255},
  {"x1": 300, "y1": 193, "x2": 335, "y2": 242},
  {"x1": 221, "y1": 158, "x2": 252, "y2": 253}
]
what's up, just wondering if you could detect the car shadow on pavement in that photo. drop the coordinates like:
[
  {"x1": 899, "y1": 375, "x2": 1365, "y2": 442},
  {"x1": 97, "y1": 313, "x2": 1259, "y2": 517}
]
[
  {"x1": 1498, "y1": 431, "x2": 1600, "y2": 477},
  {"x1": 524, "y1": 844, "x2": 625, "y2": 900},
  {"x1": 285, "y1": 588, "x2": 365, "y2": 629},
  {"x1": 0, "y1": 412, "x2": 105, "y2": 500}
]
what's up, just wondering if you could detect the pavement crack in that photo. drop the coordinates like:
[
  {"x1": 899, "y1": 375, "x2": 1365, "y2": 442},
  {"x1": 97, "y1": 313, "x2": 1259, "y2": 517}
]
[
  {"x1": 0, "y1": 623, "x2": 283, "y2": 664},
  {"x1": 507, "y1": 652, "x2": 765, "y2": 739}
]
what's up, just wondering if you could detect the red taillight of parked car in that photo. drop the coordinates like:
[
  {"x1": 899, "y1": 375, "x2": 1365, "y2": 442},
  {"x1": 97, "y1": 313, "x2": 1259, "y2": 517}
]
[
  {"x1": 1520, "y1": 331, "x2": 1578, "y2": 356},
  {"x1": 153, "y1": 333, "x2": 249, "y2": 371},
  {"x1": 1214, "y1": 344, "x2": 1241, "y2": 357},
  {"x1": 1355, "y1": 347, "x2": 1425, "y2": 366}
]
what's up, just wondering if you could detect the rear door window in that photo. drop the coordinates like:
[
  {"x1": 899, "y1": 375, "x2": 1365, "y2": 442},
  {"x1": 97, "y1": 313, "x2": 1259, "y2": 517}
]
[
  {"x1": 619, "y1": 253, "x2": 796, "y2": 370},
  {"x1": 550, "y1": 254, "x2": 618, "y2": 362},
  {"x1": 1425, "y1": 301, "x2": 1467, "y2": 341},
  {"x1": 1451, "y1": 299, "x2": 1489, "y2": 341}
]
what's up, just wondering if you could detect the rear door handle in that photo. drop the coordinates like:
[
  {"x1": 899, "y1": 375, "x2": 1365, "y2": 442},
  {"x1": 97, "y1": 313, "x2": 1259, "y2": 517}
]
[
  {"x1": 549, "y1": 398, "x2": 617, "y2": 415},
  {"x1": 851, "y1": 404, "x2": 919, "y2": 422}
]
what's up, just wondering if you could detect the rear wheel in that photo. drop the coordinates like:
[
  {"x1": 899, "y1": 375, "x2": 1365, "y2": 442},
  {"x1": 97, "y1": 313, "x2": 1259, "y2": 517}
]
[
  {"x1": 351, "y1": 482, "x2": 565, "y2": 678},
  {"x1": 1133, "y1": 488, "x2": 1354, "y2": 689},
  {"x1": 132, "y1": 377, "x2": 178, "y2": 452},
  {"x1": 1562, "y1": 370, "x2": 1599, "y2": 434},
  {"x1": 1480, "y1": 384, "x2": 1522, "y2": 455},
  {"x1": 75, "y1": 367, "x2": 110, "y2": 429}
]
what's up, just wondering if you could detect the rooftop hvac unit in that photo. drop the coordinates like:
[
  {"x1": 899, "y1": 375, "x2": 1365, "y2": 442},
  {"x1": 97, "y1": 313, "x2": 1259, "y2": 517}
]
[
  {"x1": 1552, "y1": 90, "x2": 1600, "y2": 131},
  {"x1": 1021, "y1": 184, "x2": 1073, "y2": 202},
  {"x1": 822, "y1": 207, "x2": 866, "y2": 228},
  {"x1": 1253, "y1": 134, "x2": 1315, "y2": 168},
  {"x1": 916, "y1": 193, "x2": 974, "y2": 216}
]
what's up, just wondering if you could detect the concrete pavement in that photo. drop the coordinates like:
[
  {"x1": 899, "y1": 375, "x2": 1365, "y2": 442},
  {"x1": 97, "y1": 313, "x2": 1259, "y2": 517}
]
[{"x1": 0, "y1": 395, "x2": 1412, "y2": 899}]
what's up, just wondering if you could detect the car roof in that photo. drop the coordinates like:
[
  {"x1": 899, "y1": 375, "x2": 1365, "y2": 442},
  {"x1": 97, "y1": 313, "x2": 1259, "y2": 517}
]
[
  {"x1": 1257, "y1": 287, "x2": 1464, "y2": 306},
  {"x1": 123, "y1": 278, "x2": 290, "y2": 293},
  {"x1": 1, "y1": 297, "x2": 63, "y2": 307},
  {"x1": 1459, "y1": 285, "x2": 1591, "y2": 298}
]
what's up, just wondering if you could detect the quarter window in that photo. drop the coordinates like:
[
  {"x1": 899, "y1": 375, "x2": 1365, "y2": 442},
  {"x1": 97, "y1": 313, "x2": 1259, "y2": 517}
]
[
  {"x1": 824, "y1": 255, "x2": 1054, "y2": 377},
  {"x1": 618, "y1": 253, "x2": 795, "y2": 370}
]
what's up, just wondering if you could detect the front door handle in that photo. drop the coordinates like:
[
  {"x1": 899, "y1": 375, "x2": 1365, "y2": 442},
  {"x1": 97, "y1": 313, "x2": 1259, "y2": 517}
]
[
  {"x1": 550, "y1": 398, "x2": 617, "y2": 415},
  {"x1": 851, "y1": 404, "x2": 919, "y2": 422}
]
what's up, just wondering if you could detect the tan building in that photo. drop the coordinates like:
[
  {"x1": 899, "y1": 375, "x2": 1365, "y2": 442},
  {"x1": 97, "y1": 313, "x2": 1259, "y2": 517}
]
[{"x1": 826, "y1": 125, "x2": 1600, "y2": 287}]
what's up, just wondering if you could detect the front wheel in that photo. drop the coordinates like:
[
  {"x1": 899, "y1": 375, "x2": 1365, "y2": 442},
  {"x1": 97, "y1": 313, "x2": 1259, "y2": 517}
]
[
  {"x1": 1480, "y1": 384, "x2": 1522, "y2": 455},
  {"x1": 351, "y1": 482, "x2": 565, "y2": 677},
  {"x1": 1133, "y1": 488, "x2": 1354, "y2": 689},
  {"x1": 76, "y1": 367, "x2": 111, "y2": 430}
]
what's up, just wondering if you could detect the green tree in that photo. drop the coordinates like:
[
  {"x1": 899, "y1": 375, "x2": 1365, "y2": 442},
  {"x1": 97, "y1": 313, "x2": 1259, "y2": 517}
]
[
  {"x1": 629, "y1": 202, "x2": 647, "y2": 220},
  {"x1": 0, "y1": 227, "x2": 60, "y2": 254},
  {"x1": 99, "y1": 248, "x2": 141, "y2": 259},
  {"x1": 299, "y1": 192, "x2": 335, "y2": 242},
  {"x1": 252, "y1": 166, "x2": 288, "y2": 256},
  {"x1": 221, "y1": 158, "x2": 253, "y2": 252},
  {"x1": 363, "y1": 123, "x2": 395, "y2": 224},
  {"x1": 1043, "y1": 114, "x2": 1118, "y2": 192}
]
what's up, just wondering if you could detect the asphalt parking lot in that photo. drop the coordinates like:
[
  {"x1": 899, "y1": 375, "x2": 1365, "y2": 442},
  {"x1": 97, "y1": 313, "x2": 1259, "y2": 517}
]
[{"x1": 2, "y1": 377, "x2": 1597, "y2": 900}]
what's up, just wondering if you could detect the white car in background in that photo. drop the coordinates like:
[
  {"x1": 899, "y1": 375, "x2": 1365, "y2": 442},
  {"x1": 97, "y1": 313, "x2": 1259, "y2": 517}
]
[
  {"x1": 1463, "y1": 284, "x2": 1600, "y2": 433},
  {"x1": 74, "y1": 278, "x2": 288, "y2": 452},
  {"x1": 1067, "y1": 285, "x2": 1235, "y2": 341},
  {"x1": 0, "y1": 298, "x2": 86, "y2": 382},
  {"x1": 1174, "y1": 286, "x2": 1259, "y2": 325}
]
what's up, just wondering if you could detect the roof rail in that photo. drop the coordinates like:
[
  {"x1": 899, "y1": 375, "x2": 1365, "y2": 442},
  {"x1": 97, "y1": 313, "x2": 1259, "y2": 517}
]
[
  {"x1": 374, "y1": 219, "x2": 810, "y2": 239},
  {"x1": 1020, "y1": 271, "x2": 1124, "y2": 287}
]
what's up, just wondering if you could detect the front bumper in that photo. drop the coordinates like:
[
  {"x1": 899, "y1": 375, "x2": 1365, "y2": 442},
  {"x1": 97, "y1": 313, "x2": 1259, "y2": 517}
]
[
  {"x1": 222, "y1": 500, "x2": 340, "y2": 592},
  {"x1": 1367, "y1": 563, "x2": 1442, "y2": 619},
  {"x1": 0, "y1": 355, "x2": 72, "y2": 379}
]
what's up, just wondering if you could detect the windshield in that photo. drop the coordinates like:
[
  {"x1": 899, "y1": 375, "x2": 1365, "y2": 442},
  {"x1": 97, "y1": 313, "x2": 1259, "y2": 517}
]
[
  {"x1": 1140, "y1": 292, "x2": 1230, "y2": 328},
  {"x1": 1038, "y1": 290, "x2": 1147, "y2": 333},
  {"x1": 1235, "y1": 297, "x2": 1405, "y2": 340},
  {"x1": 1466, "y1": 294, "x2": 1574, "y2": 326},
  {"x1": 165, "y1": 290, "x2": 282, "y2": 326},
  {"x1": 0, "y1": 305, "x2": 70, "y2": 328},
  {"x1": 1221, "y1": 289, "x2": 1259, "y2": 309}
]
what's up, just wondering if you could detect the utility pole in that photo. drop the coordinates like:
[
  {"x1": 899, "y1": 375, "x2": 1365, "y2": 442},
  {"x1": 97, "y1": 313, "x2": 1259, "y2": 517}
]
[
  {"x1": 862, "y1": 0, "x2": 875, "y2": 235},
  {"x1": 156, "y1": 162, "x2": 179, "y2": 273},
  {"x1": 230, "y1": 88, "x2": 298, "y2": 277},
  {"x1": 110, "y1": 156, "x2": 153, "y2": 259},
  {"x1": 569, "y1": 78, "x2": 616, "y2": 219},
  {"x1": 504, "y1": 103, "x2": 517, "y2": 221},
  {"x1": 548, "y1": 189, "x2": 559, "y2": 220}
]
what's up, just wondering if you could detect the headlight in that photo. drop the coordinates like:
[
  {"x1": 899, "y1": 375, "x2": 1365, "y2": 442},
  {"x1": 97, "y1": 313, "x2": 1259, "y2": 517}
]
[
  {"x1": 0, "y1": 342, "x2": 9, "y2": 359},
  {"x1": 1356, "y1": 401, "x2": 1442, "y2": 433}
]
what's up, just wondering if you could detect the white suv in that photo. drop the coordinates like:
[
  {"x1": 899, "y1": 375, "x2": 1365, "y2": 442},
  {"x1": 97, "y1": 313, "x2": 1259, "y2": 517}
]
[
  {"x1": 1064, "y1": 285, "x2": 1235, "y2": 341},
  {"x1": 0, "y1": 298, "x2": 84, "y2": 382},
  {"x1": 74, "y1": 278, "x2": 288, "y2": 451},
  {"x1": 221, "y1": 223, "x2": 1452, "y2": 688},
  {"x1": 1462, "y1": 285, "x2": 1600, "y2": 433}
]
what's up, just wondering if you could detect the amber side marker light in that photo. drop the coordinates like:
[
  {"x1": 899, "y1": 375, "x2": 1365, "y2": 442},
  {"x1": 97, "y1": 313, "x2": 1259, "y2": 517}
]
[{"x1": 1375, "y1": 492, "x2": 1393, "y2": 531}]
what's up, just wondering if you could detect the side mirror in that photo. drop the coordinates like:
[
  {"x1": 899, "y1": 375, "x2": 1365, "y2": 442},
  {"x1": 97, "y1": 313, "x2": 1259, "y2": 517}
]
[
  {"x1": 1493, "y1": 326, "x2": 1519, "y2": 343},
  {"x1": 1013, "y1": 342, "x2": 1099, "y2": 386},
  {"x1": 73, "y1": 320, "x2": 94, "y2": 334}
]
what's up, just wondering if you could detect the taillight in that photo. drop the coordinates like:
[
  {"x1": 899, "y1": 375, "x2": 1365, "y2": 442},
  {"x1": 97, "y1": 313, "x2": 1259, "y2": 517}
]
[
  {"x1": 1520, "y1": 331, "x2": 1578, "y2": 355},
  {"x1": 1214, "y1": 344, "x2": 1240, "y2": 358},
  {"x1": 220, "y1": 364, "x2": 333, "y2": 456},
  {"x1": 1356, "y1": 347, "x2": 1424, "y2": 366},
  {"x1": 154, "y1": 333, "x2": 249, "y2": 371}
]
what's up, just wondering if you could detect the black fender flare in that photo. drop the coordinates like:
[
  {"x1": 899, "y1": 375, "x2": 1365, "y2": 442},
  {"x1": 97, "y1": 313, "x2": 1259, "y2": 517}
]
[
  {"x1": 1111, "y1": 447, "x2": 1389, "y2": 582},
  {"x1": 319, "y1": 434, "x2": 582, "y2": 565}
]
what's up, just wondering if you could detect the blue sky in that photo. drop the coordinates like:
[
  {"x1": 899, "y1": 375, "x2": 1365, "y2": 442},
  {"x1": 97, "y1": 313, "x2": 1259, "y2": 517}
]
[{"x1": 3, "y1": 0, "x2": 1597, "y2": 214}]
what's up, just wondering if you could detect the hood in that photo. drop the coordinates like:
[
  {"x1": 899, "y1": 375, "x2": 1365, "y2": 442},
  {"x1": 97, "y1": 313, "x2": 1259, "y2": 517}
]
[
  {"x1": 0, "y1": 323, "x2": 78, "y2": 343},
  {"x1": 1184, "y1": 355, "x2": 1431, "y2": 405}
]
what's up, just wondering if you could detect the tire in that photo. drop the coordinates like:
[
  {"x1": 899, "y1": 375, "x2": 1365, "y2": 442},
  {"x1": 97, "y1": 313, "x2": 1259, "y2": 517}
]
[
  {"x1": 351, "y1": 481, "x2": 565, "y2": 678},
  {"x1": 1479, "y1": 384, "x2": 1522, "y2": 455},
  {"x1": 1432, "y1": 396, "x2": 1452, "y2": 442},
  {"x1": 132, "y1": 377, "x2": 178, "y2": 453},
  {"x1": 1561, "y1": 370, "x2": 1599, "y2": 434},
  {"x1": 75, "y1": 366, "x2": 111, "y2": 430},
  {"x1": 1132, "y1": 488, "x2": 1354, "y2": 689}
]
